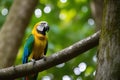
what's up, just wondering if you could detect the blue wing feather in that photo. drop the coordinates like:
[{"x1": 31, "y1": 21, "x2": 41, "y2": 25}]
[{"x1": 22, "y1": 34, "x2": 34, "y2": 64}]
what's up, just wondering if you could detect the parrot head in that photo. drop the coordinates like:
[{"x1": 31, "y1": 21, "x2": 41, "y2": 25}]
[
  {"x1": 36, "y1": 21, "x2": 49, "y2": 35},
  {"x1": 32, "y1": 21, "x2": 49, "y2": 36}
]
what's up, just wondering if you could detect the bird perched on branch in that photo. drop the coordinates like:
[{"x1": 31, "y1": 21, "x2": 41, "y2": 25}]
[{"x1": 22, "y1": 21, "x2": 49, "y2": 80}]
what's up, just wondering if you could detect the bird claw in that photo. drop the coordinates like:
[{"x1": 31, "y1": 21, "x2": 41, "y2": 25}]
[
  {"x1": 43, "y1": 56, "x2": 47, "y2": 61},
  {"x1": 30, "y1": 56, "x2": 46, "y2": 65},
  {"x1": 30, "y1": 59, "x2": 36, "y2": 64},
  {"x1": 12, "y1": 65, "x2": 16, "y2": 71}
]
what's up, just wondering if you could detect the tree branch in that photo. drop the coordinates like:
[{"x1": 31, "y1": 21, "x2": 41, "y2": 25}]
[{"x1": 0, "y1": 31, "x2": 100, "y2": 79}]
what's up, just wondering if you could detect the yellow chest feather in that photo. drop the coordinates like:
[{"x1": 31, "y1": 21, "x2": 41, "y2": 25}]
[{"x1": 29, "y1": 35, "x2": 47, "y2": 60}]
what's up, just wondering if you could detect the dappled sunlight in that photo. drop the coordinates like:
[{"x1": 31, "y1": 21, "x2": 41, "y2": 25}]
[
  {"x1": 59, "y1": 9, "x2": 76, "y2": 23},
  {"x1": 75, "y1": 0, "x2": 87, "y2": 3},
  {"x1": 76, "y1": 77, "x2": 82, "y2": 80},
  {"x1": 44, "y1": 6, "x2": 51, "y2": 14},
  {"x1": 81, "y1": 6, "x2": 88, "y2": 13},
  {"x1": 56, "y1": 63, "x2": 65, "y2": 68},
  {"x1": 42, "y1": 76, "x2": 51, "y2": 80},
  {"x1": 93, "y1": 55, "x2": 97, "y2": 62},
  {"x1": 88, "y1": 18, "x2": 95, "y2": 26},
  {"x1": 74, "y1": 67, "x2": 81, "y2": 75},
  {"x1": 78, "y1": 62, "x2": 87, "y2": 72},
  {"x1": 85, "y1": 66, "x2": 94, "y2": 76},
  {"x1": 1, "y1": 8, "x2": 8, "y2": 16},
  {"x1": 60, "y1": 0, "x2": 67, "y2": 3},
  {"x1": 93, "y1": 71, "x2": 96, "y2": 76},
  {"x1": 62, "y1": 75, "x2": 72, "y2": 80},
  {"x1": 34, "y1": 8, "x2": 42, "y2": 18},
  {"x1": 73, "y1": 62, "x2": 87, "y2": 76}
]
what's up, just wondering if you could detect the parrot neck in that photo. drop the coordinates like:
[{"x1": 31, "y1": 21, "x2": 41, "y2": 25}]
[
  {"x1": 34, "y1": 33, "x2": 46, "y2": 40},
  {"x1": 32, "y1": 29, "x2": 47, "y2": 40}
]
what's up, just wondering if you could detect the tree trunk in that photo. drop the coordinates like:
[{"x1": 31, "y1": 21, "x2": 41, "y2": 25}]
[
  {"x1": 95, "y1": 0, "x2": 120, "y2": 80},
  {"x1": 0, "y1": 0, "x2": 38, "y2": 68}
]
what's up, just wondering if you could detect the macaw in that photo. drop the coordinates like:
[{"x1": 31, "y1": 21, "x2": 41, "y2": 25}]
[{"x1": 22, "y1": 21, "x2": 49, "y2": 80}]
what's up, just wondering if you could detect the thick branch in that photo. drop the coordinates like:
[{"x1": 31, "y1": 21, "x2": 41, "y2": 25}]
[
  {"x1": 0, "y1": 0, "x2": 38, "y2": 68},
  {"x1": 0, "y1": 31, "x2": 100, "y2": 79}
]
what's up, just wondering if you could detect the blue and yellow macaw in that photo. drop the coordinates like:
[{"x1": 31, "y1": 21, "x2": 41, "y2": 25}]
[{"x1": 22, "y1": 21, "x2": 49, "y2": 80}]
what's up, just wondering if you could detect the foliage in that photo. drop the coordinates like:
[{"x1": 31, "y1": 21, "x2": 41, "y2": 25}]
[{"x1": 0, "y1": 0, "x2": 97, "y2": 80}]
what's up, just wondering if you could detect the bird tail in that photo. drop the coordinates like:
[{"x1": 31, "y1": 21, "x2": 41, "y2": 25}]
[{"x1": 23, "y1": 73, "x2": 38, "y2": 80}]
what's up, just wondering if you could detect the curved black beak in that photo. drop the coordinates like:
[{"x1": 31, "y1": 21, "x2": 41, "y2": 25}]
[{"x1": 45, "y1": 25, "x2": 50, "y2": 32}]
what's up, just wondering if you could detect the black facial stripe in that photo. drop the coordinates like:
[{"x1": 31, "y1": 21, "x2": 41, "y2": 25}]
[{"x1": 37, "y1": 29, "x2": 46, "y2": 35}]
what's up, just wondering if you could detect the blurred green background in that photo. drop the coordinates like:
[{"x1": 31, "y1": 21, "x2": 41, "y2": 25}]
[{"x1": 0, "y1": 0, "x2": 97, "y2": 80}]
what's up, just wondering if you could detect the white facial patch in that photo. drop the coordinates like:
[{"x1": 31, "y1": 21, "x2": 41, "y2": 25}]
[{"x1": 37, "y1": 25, "x2": 44, "y2": 31}]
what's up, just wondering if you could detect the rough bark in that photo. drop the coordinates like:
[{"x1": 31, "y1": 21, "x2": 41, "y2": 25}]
[
  {"x1": 0, "y1": 31, "x2": 100, "y2": 79},
  {"x1": 0, "y1": 0, "x2": 38, "y2": 68},
  {"x1": 95, "y1": 0, "x2": 120, "y2": 80}
]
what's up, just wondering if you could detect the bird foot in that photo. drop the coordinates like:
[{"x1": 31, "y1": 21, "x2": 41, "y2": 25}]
[{"x1": 30, "y1": 59, "x2": 36, "y2": 64}]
